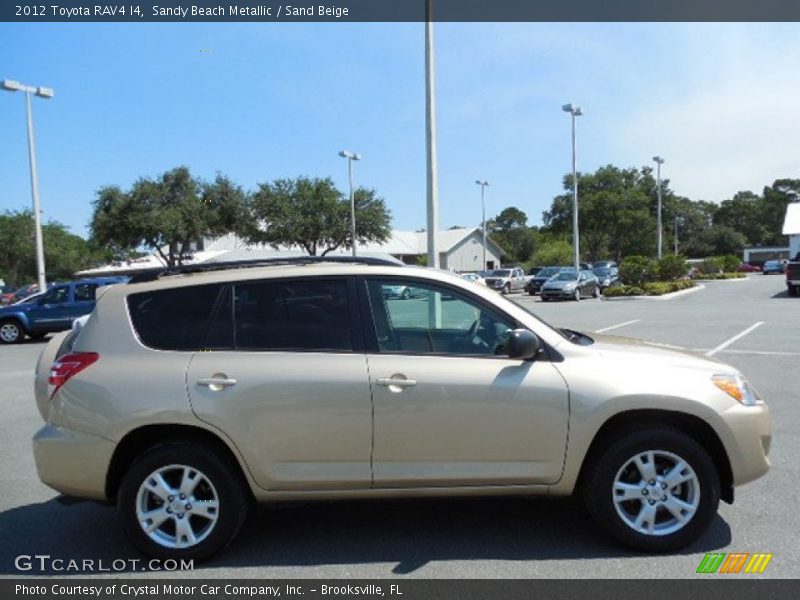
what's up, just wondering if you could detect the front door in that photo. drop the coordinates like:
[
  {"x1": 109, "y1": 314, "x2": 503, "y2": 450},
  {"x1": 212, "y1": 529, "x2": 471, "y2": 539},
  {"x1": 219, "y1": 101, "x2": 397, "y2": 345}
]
[
  {"x1": 27, "y1": 285, "x2": 73, "y2": 332},
  {"x1": 187, "y1": 277, "x2": 373, "y2": 491},
  {"x1": 362, "y1": 277, "x2": 569, "y2": 487}
]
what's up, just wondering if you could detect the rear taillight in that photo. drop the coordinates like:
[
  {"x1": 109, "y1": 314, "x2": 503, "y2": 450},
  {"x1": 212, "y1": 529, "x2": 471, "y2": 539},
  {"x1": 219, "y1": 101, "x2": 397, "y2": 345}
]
[{"x1": 48, "y1": 352, "x2": 99, "y2": 397}]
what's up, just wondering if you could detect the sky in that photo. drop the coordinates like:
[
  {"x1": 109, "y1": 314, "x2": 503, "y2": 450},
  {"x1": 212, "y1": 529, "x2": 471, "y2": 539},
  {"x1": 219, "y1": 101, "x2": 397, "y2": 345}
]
[{"x1": 2, "y1": 22, "x2": 800, "y2": 239}]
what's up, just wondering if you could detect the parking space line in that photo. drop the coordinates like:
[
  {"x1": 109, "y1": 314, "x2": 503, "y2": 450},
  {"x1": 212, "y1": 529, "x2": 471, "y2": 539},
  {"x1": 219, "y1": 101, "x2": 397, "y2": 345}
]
[
  {"x1": 705, "y1": 322, "x2": 765, "y2": 357},
  {"x1": 595, "y1": 319, "x2": 640, "y2": 334}
]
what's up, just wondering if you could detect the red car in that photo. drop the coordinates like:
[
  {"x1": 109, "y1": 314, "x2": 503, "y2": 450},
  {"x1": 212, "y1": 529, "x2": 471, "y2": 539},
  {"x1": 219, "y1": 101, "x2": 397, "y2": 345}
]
[{"x1": 739, "y1": 263, "x2": 761, "y2": 273}]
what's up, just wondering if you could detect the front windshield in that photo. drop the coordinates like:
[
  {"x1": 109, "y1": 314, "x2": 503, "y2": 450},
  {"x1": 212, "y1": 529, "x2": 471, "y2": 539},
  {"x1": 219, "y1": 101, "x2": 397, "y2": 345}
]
[
  {"x1": 593, "y1": 268, "x2": 612, "y2": 276},
  {"x1": 489, "y1": 269, "x2": 511, "y2": 277},
  {"x1": 538, "y1": 267, "x2": 561, "y2": 277}
]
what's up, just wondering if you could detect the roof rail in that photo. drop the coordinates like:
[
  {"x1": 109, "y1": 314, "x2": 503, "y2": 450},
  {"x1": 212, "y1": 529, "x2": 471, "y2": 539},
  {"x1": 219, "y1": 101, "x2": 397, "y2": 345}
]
[{"x1": 127, "y1": 255, "x2": 404, "y2": 283}]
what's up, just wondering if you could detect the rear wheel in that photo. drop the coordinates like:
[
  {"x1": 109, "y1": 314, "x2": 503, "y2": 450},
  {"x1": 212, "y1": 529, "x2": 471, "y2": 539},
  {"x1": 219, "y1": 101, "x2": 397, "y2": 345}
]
[
  {"x1": 0, "y1": 320, "x2": 24, "y2": 344},
  {"x1": 582, "y1": 427, "x2": 719, "y2": 552},
  {"x1": 28, "y1": 332, "x2": 47, "y2": 340},
  {"x1": 789, "y1": 285, "x2": 798, "y2": 297},
  {"x1": 574, "y1": 288, "x2": 581, "y2": 302},
  {"x1": 118, "y1": 441, "x2": 249, "y2": 561}
]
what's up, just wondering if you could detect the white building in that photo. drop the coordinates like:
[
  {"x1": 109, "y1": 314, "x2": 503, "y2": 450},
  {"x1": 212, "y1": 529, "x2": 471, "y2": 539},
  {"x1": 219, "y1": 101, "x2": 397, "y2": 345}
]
[
  {"x1": 783, "y1": 202, "x2": 800, "y2": 260},
  {"x1": 75, "y1": 227, "x2": 505, "y2": 277}
]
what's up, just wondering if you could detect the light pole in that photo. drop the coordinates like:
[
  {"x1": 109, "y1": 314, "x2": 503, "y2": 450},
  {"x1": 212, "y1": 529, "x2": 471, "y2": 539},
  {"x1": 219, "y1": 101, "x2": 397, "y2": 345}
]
[
  {"x1": 653, "y1": 156, "x2": 665, "y2": 259},
  {"x1": 475, "y1": 180, "x2": 489, "y2": 270},
  {"x1": 562, "y1": 103, "x2": 582, "y2": 273},
  {"x1": 2, "y1": 79, "x2": 53, "y2": 292},
  {"x1": 674, "y1": 215, "x2": 679, "y2": 256},
  {"x1": 425, "y1": 0, "x2": 440, "y2": 269},
  {"x1": 338, "y1": 150, "x2": 361, "y2": 256}
]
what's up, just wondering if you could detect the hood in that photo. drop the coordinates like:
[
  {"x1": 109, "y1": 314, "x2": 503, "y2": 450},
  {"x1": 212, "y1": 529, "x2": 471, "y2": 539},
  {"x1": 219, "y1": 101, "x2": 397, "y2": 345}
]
[
  {"x1": 591, "y1": 334, "x2": 734, "y2": 373},
  {"x1": 543, "y1": 279, "x2": 576, "y2": 290}
]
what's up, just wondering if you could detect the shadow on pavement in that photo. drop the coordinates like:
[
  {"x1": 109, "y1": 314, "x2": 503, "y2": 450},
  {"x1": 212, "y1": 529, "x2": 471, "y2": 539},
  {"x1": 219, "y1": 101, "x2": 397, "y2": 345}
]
[{"x1": 0, "y1": 495, "x2": 732, "y2": 576}]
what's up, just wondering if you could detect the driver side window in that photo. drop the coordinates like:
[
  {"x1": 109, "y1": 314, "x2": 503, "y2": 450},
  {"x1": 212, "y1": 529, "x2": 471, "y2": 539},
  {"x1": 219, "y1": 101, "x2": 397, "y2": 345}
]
[
  {"x1": 42, "y1": 286, "x2": 69, "y2": 305},
  {"x1": 365, "y1": 279, "x2": 514, "y2": 356}
]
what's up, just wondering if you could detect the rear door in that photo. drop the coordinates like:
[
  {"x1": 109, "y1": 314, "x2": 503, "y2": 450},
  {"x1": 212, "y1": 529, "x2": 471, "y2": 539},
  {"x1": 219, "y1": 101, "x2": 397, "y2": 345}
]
[{"x1": 187, "y1": 277, "x2": 373, "y2": 491}]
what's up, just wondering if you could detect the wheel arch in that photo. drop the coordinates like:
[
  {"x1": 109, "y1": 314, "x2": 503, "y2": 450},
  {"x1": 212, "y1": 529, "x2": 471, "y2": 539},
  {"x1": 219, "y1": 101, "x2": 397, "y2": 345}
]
[
  {"x1": 105, "y1": 423, "x2": 256, "y2": 502},
  {"x1": 576, "y1": 409, "x2": 734, "y2": 504}
]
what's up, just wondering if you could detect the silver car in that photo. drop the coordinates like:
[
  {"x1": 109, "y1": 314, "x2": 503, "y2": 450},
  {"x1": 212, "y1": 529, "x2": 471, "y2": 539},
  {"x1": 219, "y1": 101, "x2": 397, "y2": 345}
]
[{"x1": 32, "y1": 258, "x2": 770, "y2": 560}]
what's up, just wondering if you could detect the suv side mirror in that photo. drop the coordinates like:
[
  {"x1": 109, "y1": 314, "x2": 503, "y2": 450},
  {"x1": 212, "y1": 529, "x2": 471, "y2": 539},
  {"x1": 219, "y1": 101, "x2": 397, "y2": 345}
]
[{"x1": 508, "y1": 329, "x2": 541, "y2": 360}]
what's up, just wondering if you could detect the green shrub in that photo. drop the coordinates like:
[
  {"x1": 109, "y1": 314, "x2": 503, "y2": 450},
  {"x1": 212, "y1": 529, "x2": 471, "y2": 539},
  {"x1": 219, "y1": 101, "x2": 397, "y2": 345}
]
[
  {"x1": 720, "y1": 254, "x2": 742, "y2": 273},
  {"x1": 695, "y1": 272, "x2": 746, "y2": 280},
  {"x1": 530, "y1": 240, "x2": 574, "y2": 267},
  {"x1": 604, "y1": 280, "x2": 695, "y2": 297},
  {"x1": 619, "y1": 255, "x2": 656, "y2": 285},
  {"x1": 700, "y1": 256, "x2": 723, "y2": 274},
  {"x1": 655, "y1": 255, "x2": 688, "y2": 281}
]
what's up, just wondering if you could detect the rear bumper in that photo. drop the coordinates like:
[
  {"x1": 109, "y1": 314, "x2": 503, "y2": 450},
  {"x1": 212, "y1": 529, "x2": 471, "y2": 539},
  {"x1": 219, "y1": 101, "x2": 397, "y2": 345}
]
[{"x1": 33, "y1": 424, "x2": 114, "y2": 500}]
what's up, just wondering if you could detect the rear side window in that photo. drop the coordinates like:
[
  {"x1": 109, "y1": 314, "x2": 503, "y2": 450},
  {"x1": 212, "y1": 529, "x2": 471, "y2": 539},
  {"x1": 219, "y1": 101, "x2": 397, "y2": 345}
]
[
  {"x1": 74, "y1": 283, "x2": 98, "y2": 301},
  {"x1": 211, "y1": 279, "x2": 352, "y2": 351},
  {"x1": 127, "y1": 284, "x2": 222, "y2": 350}
]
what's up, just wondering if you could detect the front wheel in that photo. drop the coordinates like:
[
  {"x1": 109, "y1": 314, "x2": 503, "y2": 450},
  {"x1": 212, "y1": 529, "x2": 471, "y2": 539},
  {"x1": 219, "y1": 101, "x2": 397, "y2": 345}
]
[
  {"x1": 502, "y1": 284, "x2": 510, "y2": 295},
  {"x1": 574, "y1": 288, "x2": 581, "y2": 301},
  {"x1": 118, "y1": 442, "x2": 249, "y2": 561},
  {"x1": 582, "y1": 427, "x2": 719, "y2": 552},
  {"x1": 593, "y1": 285, "x2": 601, "y2": 298},
  {"x1": 0, "y1": 320, "x2": 24, "y2": 344}
]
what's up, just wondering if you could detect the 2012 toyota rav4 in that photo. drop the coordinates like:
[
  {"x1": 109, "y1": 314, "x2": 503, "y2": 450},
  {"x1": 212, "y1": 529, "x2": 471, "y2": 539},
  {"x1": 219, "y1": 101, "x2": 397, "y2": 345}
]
[{"x1": 32, "y1": 257, "x2": 771, "y2": 561}]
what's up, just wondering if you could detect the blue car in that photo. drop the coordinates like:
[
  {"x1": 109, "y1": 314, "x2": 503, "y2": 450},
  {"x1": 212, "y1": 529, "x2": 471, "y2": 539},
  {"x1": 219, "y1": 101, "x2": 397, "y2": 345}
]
[
  {"x1": 0, "y1": 277, "x2": 126, "y2": 344},
  {"x1": 762, "y1": 260, "x2": 785, "y2": 275}
]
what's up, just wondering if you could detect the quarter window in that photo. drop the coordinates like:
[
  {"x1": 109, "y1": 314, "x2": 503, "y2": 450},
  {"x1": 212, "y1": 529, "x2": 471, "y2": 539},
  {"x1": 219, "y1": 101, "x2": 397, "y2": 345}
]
[
  {"x1": 365, "y1": 279, "x2": 514, "y2": 356},
  {"x1": 74, "y1": 283, "x2": 97, "y2": 301}
]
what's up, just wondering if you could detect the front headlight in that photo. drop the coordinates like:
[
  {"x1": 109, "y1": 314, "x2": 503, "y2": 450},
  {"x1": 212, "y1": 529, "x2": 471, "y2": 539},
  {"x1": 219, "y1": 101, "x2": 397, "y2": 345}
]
[
  {"x1": 712, "y1": 374, "x2": 762, "y2": 406},
  {"x1": 563, "y1": 283, "x2": 576, "y2": 290}
]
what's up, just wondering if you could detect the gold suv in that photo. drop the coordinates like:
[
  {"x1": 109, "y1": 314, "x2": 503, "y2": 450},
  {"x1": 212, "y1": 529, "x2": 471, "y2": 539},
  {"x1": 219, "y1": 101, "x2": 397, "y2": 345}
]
[{"x1": 32, "y1": 258, "x2": 771, "y2": 560}]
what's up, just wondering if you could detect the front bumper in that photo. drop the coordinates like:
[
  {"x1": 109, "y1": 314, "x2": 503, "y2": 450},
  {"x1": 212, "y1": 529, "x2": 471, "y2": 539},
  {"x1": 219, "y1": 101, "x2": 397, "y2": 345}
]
[
  {"x1": 717, "y1": 402, "x2": 772, "y2": 487},
  {"x1": 541, "y1": 287, "x2": 575, "y2": 299},
  {"x1": 33, "y1": 424, "x2": 115, "y2": 500}
]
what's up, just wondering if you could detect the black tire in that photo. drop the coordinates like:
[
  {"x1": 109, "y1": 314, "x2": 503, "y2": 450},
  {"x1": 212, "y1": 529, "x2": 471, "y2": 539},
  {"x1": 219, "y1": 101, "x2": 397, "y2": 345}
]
[
  {"x1": 574, "y1": 288, "x2": 581, "y2": 302},
  {"x1": 593, "y1": 285, "x2": 601, "y2": 299},
  {"x1": 789, "y1": 285, "x2": 798, "y2": 298},
  {"x1": 528, "y1": 289, "x2": 536, "y2": 296},
  {"x1": 503, "y1": 284, "x2": 511, "y2": 295},
  {"x1": 0, "y1": 319, "x2": 24, "y2": 344},
  {"x1": 28, "y1": 332, "x2": 48, "y2": 340},
  {"x1": 582, "y1": 427, "x2": 720, "y2": 552},
  {"x1": 402, "y1": 288, "x2": 411, "y2": 300},
  {"x1": 118, "y1": 441, "x2": 250, "y2": 561}
]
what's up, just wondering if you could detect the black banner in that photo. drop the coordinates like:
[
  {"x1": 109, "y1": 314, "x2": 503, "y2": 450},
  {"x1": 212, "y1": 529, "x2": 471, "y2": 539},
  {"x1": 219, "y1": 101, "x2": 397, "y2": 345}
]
[
  {"x1": 3, "y1": 580, "x2": 800, "y2": 600},
  {"x1": 3, "y1": 0, "x2": 800, "y2": 23}
]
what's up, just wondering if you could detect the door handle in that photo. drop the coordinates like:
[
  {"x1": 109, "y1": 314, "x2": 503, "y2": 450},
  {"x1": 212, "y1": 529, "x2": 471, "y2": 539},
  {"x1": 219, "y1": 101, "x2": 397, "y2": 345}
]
[
  {"x1": 197, "y1": 377, "x2": 237, "y2": 390},
  {"x1": 376, "y1": 378, "x2": 417, "y2": 387}
]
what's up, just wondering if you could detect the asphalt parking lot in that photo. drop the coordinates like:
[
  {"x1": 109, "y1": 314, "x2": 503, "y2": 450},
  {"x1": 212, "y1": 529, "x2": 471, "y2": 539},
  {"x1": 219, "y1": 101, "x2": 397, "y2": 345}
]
[{"x1": 0, "y1": 274, "x2": 797, "y2": 579}]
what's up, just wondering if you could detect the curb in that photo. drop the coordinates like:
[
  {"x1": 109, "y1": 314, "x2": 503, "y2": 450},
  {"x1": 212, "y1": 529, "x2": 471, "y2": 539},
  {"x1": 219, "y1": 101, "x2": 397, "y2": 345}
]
[
  {"x1": 693, "y1": 276, "x2": 749, "y2": 283},
  {"x1": 602, "y1": 284, "x2": 705, "y2": 301}
]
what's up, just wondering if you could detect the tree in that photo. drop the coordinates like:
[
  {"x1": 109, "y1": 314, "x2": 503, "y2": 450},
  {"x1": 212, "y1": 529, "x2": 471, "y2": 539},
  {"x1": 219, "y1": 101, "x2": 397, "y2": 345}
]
[
  {"x1": 89, "y1": 167, "x2": 248, "y2": 267},
  {"x1": 245, "y1": 176, "x2": 391, "y2": 256},
  {"x1": 530, "y1": 240, "x2": 573, "y2": 266},
  {"x1": 714, "y1": 191, "x2": 769, "y2": 246},
  {"x1": 488, "y1": 206, "x2": 537, "y2": 264},
  {"x1": 492, "y1": 207, "x2": 528, "y2": 232},
  {"x1": 0, "y1": 210, "x2": 111, "y2": 285}
]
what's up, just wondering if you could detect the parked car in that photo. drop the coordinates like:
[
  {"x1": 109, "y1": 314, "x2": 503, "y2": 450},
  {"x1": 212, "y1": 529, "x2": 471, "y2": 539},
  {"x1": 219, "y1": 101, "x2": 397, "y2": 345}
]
[
  {"x1": 762, "y1": 260, "x2": 785, "y2": 275},
  {"x1": 461, "y1": 273, "x2": 486, "y2": 286},
  {"x1": 0, "y1": 285, "x2": 17, "y2": 306},
  {"x1": 524, "y1": 267, "x2": 542, "y2": 281},
  {"x1": 0, "y1": 277, "x2": 126, "y2": 344},
  {"x1": 592, "y1": 260, "x2": 618, "y2": 269},
  {"x1": 525, "y1": 266, "x2": 565, "y2": 295},
  {"x1": 483, "y1": 267, "x2": 527, "y2": 294},
  {"x1": 738, "y1": 263, "x2": 761, "y2": 273},
  {"x1": 592, "y1": 267, "x2": 620, "y2": 291},
  {"x1": 786, "y1": 256, "x2": 800, "y2": 297},
  {"x1": 541, "y1": 269, "x2": 600, "y2": 301},
  {"x1": 32, "y1": 257, "x2": 770, "y2": 560}
]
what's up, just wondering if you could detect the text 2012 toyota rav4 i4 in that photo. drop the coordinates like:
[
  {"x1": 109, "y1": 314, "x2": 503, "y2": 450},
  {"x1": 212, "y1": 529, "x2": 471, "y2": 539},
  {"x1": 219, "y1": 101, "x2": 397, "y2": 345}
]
[{"x1": 32, "y1": 258, "x2": 771, "y2": 560}]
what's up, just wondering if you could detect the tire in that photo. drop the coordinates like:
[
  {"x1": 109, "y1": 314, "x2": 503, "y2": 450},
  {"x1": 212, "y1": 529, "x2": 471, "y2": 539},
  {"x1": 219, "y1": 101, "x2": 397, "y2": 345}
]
[
  {"x1": 28, "y1": 332, "x2": 47, "y2": 340},
  {"x1": 582, "y1": 427, "x2": 720, "y2": 552},
  {"x1": 593, "y1": 285, "x2": 601, "y2": 299},
  {"x1": 402, "y1": 288, "x2": 411, "y2": 300},
  {"x1": 789, "y1": 285, "x2": 798, "y2": 298},
  {"x1": 0, "y1": 320, "x2": 24, "y2": 344},
  {"x1": 574, "y1": 288, "x2": 581, "y2": 302},
  {"x1": 118, "y1": 441, "x2": 250, "y2": 561},
  {"x1": 503, "y1": 284, "x2": 510, "y2": 295},
  {"x1": 541, "y1": 296, "x2": 550, "y2": 302},
  {"x1": 528, "y1": 290, "x2": 536, "y2": 296}
]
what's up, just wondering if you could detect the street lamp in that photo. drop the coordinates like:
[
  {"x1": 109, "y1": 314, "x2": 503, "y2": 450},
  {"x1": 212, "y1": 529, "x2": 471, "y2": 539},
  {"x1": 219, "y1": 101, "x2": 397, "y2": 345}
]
[
  {"x1": 338, "y1": 150, "x2": 362, "y2": 257},
  {"x1": 562, "y1": 103, "x2": 582, "y2": 273},
  {"x1": 2, "y1": 79, "x2": 54, "y2": 293},
  {"x1": 653, "y1": 156, "x2": 665, "y2": 259},
  {"x1": 475, "y1": 180, "x2": 489, "y2": 270}
]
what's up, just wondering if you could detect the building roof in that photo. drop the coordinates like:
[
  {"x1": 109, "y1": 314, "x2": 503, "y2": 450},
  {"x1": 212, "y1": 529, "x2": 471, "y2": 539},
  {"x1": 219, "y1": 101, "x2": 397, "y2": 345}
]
[{"x1": 783, "y1": 203, "x2": 800, "y2": 235}]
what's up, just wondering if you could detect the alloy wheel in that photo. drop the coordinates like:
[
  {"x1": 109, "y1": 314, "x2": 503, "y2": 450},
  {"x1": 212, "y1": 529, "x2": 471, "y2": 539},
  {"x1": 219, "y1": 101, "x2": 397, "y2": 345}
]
[
  {"x1": 0, "y1": 322, "x2": 21, "y2": 343},
  {"x1": 135, "y1": 464, "x2": 220, "y2": 549},
  {"x1": 612, "y1": 450, "x2": 700, "y2": 536}
]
